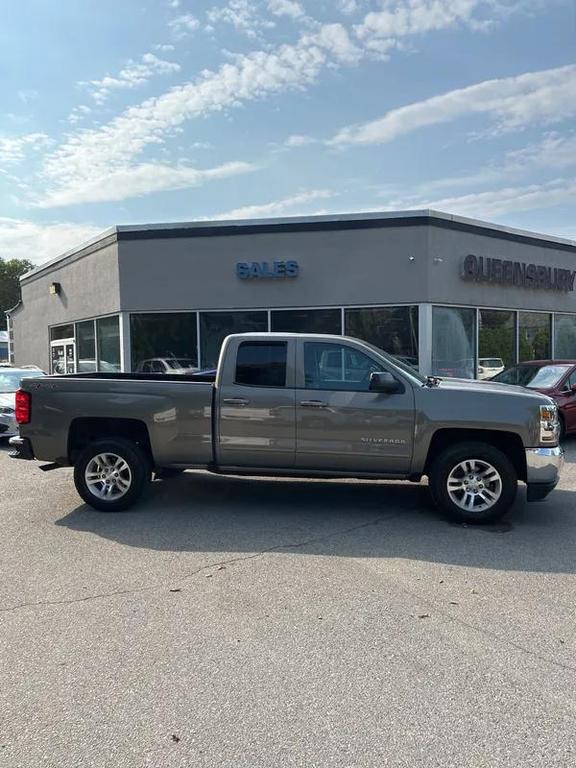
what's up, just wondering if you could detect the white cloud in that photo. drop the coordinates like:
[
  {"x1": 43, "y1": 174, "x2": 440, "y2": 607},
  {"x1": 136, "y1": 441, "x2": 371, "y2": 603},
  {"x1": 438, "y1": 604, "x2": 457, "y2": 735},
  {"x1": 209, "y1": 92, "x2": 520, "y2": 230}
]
[
  {"x1": 0, "y1": 133, "x2": 50, "y2": 167},
  {"x1": 169, "y1": 13, "x2": 200, "y2": 38},
  {"x1": 212, "y1": 189, "x2": 335, "y2": 219},
  {"x1": 330, "y1": 64, "x2": 576, "y2": 145},
  {"x1": 82, "y1": 53, "x2": 181, "y2": 104},
  {"x1": 284, "y1": 133, "x2": 317, "y2": 147},
  {"x1": 206, "y1": 0, "x2": 275, "y2": 37},
  {"x1": 34, "y1": 160, "x2": 256, "y2": 208},
  {"x1": 167, "y1": 0, "x2": 180, "y2": 7},
  {"x1": 267, "y1": 0, "x2": 306, "y2": 19},
  {"x1": 67, "y1": 105, "x2": 92, "y2": 125},
  {"x1": 0, "y1": 218, "x2": 103, "y2": 266},
  {"x1": 419, "y1": 178, "x2": 576, "y2": 219},
  {"x1": 153, "y1": 43, "x2": 176, "y2": 52}
]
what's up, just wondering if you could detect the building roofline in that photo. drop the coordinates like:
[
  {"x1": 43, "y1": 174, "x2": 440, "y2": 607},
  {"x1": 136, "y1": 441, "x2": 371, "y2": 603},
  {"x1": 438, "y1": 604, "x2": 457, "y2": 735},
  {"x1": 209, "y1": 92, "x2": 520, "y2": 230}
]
[{"x1": 20, "y1": 209, "x2": 576, "y2": 283}]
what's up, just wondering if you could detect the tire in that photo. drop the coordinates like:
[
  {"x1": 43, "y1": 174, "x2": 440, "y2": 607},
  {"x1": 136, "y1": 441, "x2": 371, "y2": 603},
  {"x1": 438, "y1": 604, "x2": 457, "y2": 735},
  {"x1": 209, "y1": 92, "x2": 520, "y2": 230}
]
[
  {"x1": 428, "y1": 441, "x2": 518, "y2": 524},
  {"x1": 73, "y1": 438, "x2": 152, "y2": 512},
  {"x1": 155, "y1": 467, "x2": 185, "y2": 480}
]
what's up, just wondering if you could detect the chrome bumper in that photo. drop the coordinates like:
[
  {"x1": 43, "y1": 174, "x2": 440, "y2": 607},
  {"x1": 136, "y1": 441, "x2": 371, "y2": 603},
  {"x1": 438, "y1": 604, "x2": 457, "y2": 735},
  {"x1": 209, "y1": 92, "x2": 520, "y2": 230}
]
[{"x1": 525, "y1": 446, "x2": 564, "y2": 485}]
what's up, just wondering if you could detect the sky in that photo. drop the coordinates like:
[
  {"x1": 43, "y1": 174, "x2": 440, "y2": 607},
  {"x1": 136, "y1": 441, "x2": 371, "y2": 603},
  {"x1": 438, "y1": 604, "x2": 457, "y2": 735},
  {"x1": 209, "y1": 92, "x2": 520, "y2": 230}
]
[{"x1": 0, "y1": 0, "x2": 575, "y2": 265}]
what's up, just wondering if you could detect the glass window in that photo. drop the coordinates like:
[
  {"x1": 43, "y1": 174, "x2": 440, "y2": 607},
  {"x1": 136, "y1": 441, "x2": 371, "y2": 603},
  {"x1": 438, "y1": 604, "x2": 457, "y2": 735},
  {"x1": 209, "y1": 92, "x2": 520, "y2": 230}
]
[
  {"x1": 432, "y1": 307, "x2": 475, "y2": 379},
  {"x1": 566, "y1": 371, "x2": 576, "y2": 391},
  {"x1": 554, "y1": 314, "x2": 576, "y2": 359},
  {"x1": 478, "y1": 310, "x2": 515, "y2": 378},
  {"x1": 519, "y1": 312, "x2": 551, "y2": 362},
  {"x1": 200, "y1": 311, "x2": 268, "y2": 369},
  {"x1": 50, "y1": 324, "x2": 74, "y2": 341},
  {"x1": 345, "y1": 306, "x2": 419, "y2": 369},
  {"x1": 493, "y1": 364, "x2": 572, "y2": 389},
  {"x1": 235, "y1": 342, "x2": 287, "y2": 387},
  {"x1": 76, "y1": 320, "x2": 96, "y2": 372},
  {"x1": 271, "y1": 309, "x2": 341, "y2": 335},
  {"x1": 97, "y1": 316, "x2": 121, "y2": 372},
  {"x1": 130, "y1": 313, "x2": 198, "y2": 372},
  {"x1": 304, "y1": 342, "x2": 381, "y2": 391}
]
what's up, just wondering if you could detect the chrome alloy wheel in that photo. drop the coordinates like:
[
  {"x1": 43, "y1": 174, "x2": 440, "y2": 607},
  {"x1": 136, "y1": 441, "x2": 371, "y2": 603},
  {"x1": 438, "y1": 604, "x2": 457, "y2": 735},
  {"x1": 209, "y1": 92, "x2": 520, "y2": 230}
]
[
  {"x1": 85, "y1": 452, "x2": 132, "y2": 500},
  {"x1": 446, "y1": 459, "x2": 502, "y2": 512}
]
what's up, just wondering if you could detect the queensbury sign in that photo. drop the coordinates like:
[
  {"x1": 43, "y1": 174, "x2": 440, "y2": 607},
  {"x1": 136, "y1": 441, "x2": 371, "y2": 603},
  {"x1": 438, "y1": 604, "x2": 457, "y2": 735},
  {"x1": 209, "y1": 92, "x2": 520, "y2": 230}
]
[
  {"x1": 462, "y1": 254, "x2": 576, "y2": 293},
  {"x1": 236, "y1": 260, "x2": 299, "y2": 279}
]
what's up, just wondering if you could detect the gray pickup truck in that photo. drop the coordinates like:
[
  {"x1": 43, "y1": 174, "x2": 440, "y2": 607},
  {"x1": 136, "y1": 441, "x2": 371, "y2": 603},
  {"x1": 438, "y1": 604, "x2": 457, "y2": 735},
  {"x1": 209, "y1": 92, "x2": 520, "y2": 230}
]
[{"x1": 10, "y1": 333, "x2": 563, "y2": 524}]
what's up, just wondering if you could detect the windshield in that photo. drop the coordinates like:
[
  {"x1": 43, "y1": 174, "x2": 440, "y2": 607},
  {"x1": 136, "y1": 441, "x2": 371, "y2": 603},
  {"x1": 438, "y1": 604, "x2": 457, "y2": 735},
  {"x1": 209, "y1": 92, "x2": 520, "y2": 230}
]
[
  {"x1": 166, "y1": 358, "x2": 195, "y2": 369},
  {"x1": 493, "y1": 364, "x2": 571, "y2": 389},
  {"x1": 0, "y1": 370, "x2": 45, "y2": 393}
]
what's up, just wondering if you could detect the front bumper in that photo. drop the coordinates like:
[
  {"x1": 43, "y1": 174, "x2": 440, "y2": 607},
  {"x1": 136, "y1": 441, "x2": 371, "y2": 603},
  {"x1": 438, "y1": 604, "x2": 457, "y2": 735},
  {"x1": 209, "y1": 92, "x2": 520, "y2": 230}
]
[{"x1": 525, "y1": 446, "x2": 564, "y2": 502}]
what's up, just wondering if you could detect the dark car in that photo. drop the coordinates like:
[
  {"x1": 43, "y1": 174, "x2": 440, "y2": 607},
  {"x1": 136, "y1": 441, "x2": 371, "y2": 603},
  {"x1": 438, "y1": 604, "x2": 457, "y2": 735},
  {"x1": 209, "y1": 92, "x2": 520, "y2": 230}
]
[{"x1": 492, "y1": 360, "x2": 576, "y2": 438}]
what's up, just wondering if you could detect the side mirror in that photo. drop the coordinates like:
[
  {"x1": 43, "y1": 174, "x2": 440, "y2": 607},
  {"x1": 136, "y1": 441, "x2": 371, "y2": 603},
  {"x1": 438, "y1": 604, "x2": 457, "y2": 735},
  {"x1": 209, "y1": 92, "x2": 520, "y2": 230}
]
[{"x1": 369, "y1": 371, "x2": 401, "y2": 393}]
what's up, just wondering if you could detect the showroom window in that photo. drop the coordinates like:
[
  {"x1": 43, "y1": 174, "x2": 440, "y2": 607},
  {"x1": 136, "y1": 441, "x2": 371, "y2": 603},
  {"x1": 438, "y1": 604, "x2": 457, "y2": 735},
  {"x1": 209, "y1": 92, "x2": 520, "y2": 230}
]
[
  {"x1": 130, "y1": 313, "x2": 198, "y2": 371},
  {"x1": 200, "y1": 311, "x2": 268, "y2": 368},
  {"x1": 50, "y1": 324, "x2": 74, "y2": 341},
  {"x1": 554, "y1": 314, "x2": 576, "y2": 359},
  {"x1": 303, "y1": 342, "x2": 381, "y2": 391},
  {"x1": 97, "y1": 316, "x2": 121, "y2": 372},
  {"x1": 345, "y1": 306, "x2": 419, "y2": 369},
  {"x1": 519, "y1": 312, "x2": 551, "y2": 362},
  {"x1": 76, "y1": 320, "x2": 97, "y2": 372},
  {"x1": 432, "y1": 306, "x2": 476, "y2": 378},
  {"x1": 478, "y1": 309, "x2": 515, "y2": 377},
  {"x1": 271, "y1": 308, "x2": 342, "y2": 335}
]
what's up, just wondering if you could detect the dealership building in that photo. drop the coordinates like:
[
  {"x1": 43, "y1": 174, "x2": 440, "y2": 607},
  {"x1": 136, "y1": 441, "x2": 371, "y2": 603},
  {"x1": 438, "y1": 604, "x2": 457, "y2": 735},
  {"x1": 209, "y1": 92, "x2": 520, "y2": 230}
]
[{"x1": 6, "y1": 209, "x2": 576, "y2": 378}]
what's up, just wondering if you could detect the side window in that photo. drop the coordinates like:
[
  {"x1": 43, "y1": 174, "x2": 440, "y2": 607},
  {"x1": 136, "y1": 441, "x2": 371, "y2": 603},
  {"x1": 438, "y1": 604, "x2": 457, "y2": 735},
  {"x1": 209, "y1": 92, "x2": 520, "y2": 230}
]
[
  {"x1": 235, "y1": 342, "x2": 287, "y2": 388},
  {"x1": 152, "y1": 361, "x2": 164, "y2": 373},
  {"x1": 567, "y1": 372, "x2": 576, "y2": 390},
  {"x1": 142, "y1": 361, "x2": 151, "y2": 373},
  {"x1": 304, "y1": 342, "x2": 381, "y2": 391}
]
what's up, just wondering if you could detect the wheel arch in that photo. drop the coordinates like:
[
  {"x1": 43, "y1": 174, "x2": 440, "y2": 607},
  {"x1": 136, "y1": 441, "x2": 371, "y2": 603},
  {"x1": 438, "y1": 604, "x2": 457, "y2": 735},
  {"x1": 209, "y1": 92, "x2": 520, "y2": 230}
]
[{"x1": 68, "y1": 417, "x2": 153, "y2": 467}]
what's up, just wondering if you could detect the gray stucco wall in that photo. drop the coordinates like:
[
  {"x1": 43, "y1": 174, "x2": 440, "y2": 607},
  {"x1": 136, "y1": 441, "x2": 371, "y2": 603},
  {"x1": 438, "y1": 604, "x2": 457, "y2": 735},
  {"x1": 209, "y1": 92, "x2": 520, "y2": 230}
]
[
  {"x1": 12, "y1": 242, "x2": 120, "y2": 370},
  {"x1": 117, "y1": 226, "x2": 430, "y2": 311},
  {"x1": 428, "y1": 226, "x2": 576, "y2": 313}
]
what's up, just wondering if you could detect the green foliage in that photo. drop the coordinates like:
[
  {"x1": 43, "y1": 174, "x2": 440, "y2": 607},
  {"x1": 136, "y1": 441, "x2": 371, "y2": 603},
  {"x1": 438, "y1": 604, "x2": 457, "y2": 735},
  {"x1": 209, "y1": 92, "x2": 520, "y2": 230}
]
[{"x1": 0, "y1": 257, "x2": 34, "y2": 330}]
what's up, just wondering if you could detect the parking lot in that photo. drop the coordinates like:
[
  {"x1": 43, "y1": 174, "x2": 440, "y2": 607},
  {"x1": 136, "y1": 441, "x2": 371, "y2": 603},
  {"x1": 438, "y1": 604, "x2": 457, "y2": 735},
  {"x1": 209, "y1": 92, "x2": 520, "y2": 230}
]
[{"x1": 1, "y1": 441, "x2": 575, "y2": 768}]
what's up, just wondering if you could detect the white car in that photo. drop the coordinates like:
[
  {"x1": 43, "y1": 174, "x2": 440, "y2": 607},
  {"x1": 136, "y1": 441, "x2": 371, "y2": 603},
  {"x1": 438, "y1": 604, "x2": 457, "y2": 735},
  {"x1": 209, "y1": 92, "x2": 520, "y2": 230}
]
[
  {"x1": 135, "y1": 357, "x2": 198, "y2": 374},
  {"x1": 0, "y1": 368, "x2": 46, "y2": 438},
  {"x1": 477, "y1": 357, "x2": 505, "y2": 380}
]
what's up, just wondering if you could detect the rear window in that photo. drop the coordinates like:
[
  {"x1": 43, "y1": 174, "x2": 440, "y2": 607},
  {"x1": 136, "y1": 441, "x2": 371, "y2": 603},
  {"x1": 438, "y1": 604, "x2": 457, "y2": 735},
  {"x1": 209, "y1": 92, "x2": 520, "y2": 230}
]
[
  {"x1": 479, "y1": 359, "x2": 503, "y2": 367},
  {"x1": 235, "y1": 342, "x2": 287, "y2": 388}
]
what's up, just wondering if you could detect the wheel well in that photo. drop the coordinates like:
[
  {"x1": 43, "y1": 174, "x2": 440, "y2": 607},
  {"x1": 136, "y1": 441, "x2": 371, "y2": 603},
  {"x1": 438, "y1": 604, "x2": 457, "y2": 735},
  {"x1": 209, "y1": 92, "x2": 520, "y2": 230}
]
[
  {"x1": 68, "y1": 418, "x2": 153, "y2": 466},
  {"x1": 424, "y1": 429, "x2": 527, "y2": 482}
]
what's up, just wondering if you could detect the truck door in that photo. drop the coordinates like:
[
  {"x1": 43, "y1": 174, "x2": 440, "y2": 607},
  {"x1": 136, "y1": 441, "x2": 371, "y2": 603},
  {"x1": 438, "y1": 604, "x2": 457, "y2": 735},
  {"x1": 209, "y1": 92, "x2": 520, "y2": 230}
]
[
  {"x1": 295, "y1": 340, "x2": 415, "y2": 473},
  {"x1": 216, "y1": 338, "x2": 296, "y2": 468}
]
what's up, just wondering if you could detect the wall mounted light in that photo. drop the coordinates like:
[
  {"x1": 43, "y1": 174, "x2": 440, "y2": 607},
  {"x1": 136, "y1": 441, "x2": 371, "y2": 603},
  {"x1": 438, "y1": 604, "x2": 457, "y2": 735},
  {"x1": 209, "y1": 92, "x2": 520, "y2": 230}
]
[{"x1": 49, "y1": 282, "x2": 61, "y2": 295}]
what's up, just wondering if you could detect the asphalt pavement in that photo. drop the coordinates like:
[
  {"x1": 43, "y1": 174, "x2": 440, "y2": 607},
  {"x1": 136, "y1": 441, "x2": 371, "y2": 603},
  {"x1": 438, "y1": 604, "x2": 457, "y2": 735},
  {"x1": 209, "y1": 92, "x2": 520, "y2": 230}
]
[{"x1": 1, "y1": 440, "x2": 575, "y2": 767}]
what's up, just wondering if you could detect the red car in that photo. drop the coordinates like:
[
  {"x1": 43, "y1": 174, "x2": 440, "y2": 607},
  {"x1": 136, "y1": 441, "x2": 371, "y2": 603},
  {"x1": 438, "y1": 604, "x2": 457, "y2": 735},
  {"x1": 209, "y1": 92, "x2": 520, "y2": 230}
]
[{"x1": 492, "y1": 360, "x2": 576, "y2": 438}]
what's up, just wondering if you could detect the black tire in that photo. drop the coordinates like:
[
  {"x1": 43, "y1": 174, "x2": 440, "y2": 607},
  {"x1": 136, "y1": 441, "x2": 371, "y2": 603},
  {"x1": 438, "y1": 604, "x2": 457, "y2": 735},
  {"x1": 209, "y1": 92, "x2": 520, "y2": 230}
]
[
  {"x1": 73, "y1": 438, "x2": 152, "y2": 512},
  {"x1": 155, "y1": 467, "x2": 185, "y2": 480},
  {"x1": 428, "y1": 441, "x2": 518, "y2": 524}
]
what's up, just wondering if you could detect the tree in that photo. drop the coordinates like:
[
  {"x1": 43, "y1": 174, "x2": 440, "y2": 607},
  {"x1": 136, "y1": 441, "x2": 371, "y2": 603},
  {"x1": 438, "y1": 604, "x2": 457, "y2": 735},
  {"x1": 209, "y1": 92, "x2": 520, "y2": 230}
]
[{"x1": 0, "y1": 257, "x2": 34, "y2": 330}]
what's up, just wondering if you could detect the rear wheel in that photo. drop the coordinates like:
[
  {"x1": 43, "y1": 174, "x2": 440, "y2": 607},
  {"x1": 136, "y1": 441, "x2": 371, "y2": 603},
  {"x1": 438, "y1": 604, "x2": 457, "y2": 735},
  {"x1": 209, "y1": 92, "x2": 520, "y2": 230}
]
[
  {"x1": 428, "y1": 442, "x2": 518, "y2": 524},
  {"x1": 74, "y1": 438, "x2": 151, "y2": 512}
]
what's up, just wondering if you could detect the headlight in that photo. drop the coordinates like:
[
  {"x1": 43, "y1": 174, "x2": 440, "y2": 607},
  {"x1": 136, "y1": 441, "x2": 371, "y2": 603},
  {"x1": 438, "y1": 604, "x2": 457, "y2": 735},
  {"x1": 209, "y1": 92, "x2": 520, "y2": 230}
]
[
  {"x1": 540, "y1": 403, "x2": 559, "y2": 444},
  {"x1": 0, "y1": 406, "x2": 15, "y2": 415}
]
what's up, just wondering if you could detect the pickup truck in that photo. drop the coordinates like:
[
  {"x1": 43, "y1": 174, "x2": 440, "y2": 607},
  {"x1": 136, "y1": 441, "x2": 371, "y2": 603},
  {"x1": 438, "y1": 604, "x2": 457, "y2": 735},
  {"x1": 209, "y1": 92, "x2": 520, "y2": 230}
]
[{"x1": 10, "y1": 333, "x2": 563, "y2": 524}]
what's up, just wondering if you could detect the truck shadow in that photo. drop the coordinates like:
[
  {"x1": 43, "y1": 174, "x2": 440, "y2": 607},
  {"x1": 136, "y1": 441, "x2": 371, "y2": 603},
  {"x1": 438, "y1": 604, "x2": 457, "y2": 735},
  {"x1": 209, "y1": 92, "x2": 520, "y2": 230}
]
[{"x1": 56, "y1": 470, "x2": 576, "y2": 574}]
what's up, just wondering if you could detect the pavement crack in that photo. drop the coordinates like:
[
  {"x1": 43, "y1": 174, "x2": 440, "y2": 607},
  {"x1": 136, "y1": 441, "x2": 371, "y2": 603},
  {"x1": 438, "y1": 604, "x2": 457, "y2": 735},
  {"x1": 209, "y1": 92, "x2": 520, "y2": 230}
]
[{"x1": 0, "y1": 512, "x2": 398, "y2": 615}]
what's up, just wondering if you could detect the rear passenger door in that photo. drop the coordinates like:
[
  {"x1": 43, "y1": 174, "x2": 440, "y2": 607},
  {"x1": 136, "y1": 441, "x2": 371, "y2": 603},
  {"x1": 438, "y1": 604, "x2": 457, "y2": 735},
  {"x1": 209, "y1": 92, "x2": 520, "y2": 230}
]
[{"x1": 216, "y1": 339, "x2": 296, "y2": 468}]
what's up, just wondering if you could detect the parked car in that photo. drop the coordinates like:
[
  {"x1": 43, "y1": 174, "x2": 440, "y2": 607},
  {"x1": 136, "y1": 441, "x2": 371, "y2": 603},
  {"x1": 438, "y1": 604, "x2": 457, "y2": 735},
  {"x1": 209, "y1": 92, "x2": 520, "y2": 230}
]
[
  {"x1": 492, "y1": 360, "x2": 576, "y2": 438},
  {"x1": 135, "y1": 357, "x2": 198, "y2": 374},
  {"x1": 11, "y1": 333, "x2": 562, "y2": 524},
  {"x1": 477, "y1": 358, "x2": 505, "y2": 380},
  {"x1": 0, "y1": 367, "x2": 46, "y2": 439}
]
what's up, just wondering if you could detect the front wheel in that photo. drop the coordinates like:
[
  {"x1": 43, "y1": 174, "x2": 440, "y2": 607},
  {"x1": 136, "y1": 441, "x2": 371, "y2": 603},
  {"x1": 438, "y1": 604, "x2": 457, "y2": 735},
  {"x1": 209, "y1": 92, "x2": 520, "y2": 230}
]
[
  {"x1": 428, "y1": 442, "x2": 518, "y2": 524},
  {"x1": 74, "y1": 438, "x2": 152, "y2": 512}
]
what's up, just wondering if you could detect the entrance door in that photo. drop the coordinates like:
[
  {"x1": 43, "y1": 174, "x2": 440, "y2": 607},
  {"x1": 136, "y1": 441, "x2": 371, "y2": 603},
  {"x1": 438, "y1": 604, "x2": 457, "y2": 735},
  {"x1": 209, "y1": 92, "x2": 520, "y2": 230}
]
[
  {"x1": 217, "y1": 338, "x2": 296, "y2": 468},
  {"x1": 51, "y1": 341, "x2": 76, "y2": 375},
  {"x1": 295, "y1": 340, "x2": 415, "y2": 473}
]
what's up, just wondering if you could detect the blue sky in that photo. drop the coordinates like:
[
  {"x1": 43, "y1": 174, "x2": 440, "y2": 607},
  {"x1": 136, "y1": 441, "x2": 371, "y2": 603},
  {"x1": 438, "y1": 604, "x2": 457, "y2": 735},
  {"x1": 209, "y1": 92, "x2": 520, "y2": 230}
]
[{"x1": 0, "y1": 0, "x2": 575, "y2": 264}]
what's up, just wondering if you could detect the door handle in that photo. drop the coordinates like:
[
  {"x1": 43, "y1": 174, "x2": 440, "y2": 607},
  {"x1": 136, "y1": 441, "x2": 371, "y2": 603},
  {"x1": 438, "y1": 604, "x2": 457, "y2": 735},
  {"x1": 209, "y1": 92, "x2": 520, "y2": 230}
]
[
  {"x1": 300, "y1": 400, "x2": 328, "y2": 408},
  {"x1": 222, "y1": 397, "x2": 250, "y2": 406}
]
